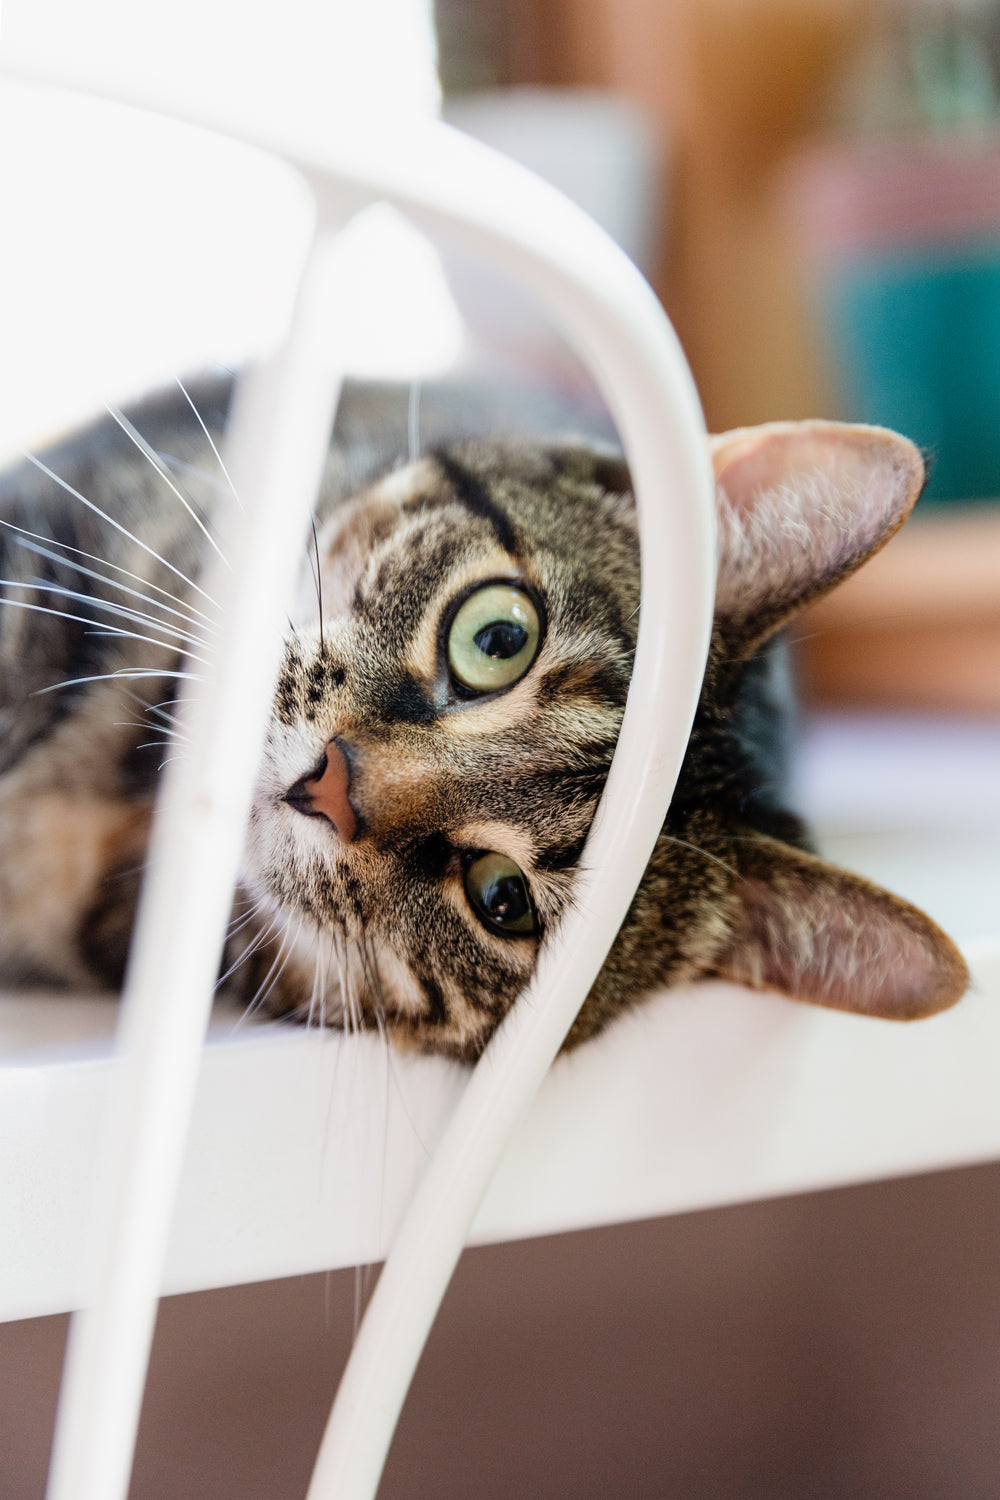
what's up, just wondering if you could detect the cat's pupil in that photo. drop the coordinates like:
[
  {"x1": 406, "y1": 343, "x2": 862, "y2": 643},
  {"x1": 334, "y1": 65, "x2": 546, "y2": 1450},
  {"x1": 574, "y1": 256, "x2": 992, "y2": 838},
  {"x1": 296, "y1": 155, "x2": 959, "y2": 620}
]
[
  {"x1": 473, "y1": 621, "x2": 528, "y2": 660},
  {"x1": 481, "y1": 871, "x2": 530, "y2": 922},
  {"x1": 463, "y1": 852, "x2": 537, "y2": 936}
]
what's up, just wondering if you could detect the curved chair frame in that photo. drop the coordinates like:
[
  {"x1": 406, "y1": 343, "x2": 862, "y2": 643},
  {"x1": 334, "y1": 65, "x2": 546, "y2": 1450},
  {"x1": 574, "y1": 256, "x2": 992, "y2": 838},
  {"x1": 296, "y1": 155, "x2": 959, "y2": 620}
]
[{"x1": 4, "y1": 71, "x2": 716, "y2": 1500}]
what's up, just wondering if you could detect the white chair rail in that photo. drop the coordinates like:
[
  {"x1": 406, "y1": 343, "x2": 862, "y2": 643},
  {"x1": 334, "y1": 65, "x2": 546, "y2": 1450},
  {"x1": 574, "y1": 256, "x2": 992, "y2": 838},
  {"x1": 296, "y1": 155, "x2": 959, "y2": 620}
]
[{"x1": 4, "y1": 70, "x2": 716, "y2": 1500}]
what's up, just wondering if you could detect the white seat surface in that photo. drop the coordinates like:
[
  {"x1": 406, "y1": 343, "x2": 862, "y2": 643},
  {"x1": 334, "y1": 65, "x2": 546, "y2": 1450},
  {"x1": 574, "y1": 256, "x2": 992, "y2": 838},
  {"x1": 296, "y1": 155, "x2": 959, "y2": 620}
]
[{"x1": 3, "y1": 709, "x2": 999, "y2": 1322}]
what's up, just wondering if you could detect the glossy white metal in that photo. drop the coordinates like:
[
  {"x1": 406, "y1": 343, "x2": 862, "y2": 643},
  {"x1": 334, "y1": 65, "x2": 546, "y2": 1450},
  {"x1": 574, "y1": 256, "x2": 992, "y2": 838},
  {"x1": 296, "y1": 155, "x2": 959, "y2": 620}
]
[{"x1": 8, "y1": 72, "x2": 715, "y2": 1500}]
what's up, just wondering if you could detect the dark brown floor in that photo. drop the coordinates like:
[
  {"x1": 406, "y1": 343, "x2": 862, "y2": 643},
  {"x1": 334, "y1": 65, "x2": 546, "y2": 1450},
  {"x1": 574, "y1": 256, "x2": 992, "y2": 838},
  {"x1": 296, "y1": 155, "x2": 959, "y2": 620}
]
[{"x1": 4, "y1": 1161, "x2": 1000, "y2": 1499}]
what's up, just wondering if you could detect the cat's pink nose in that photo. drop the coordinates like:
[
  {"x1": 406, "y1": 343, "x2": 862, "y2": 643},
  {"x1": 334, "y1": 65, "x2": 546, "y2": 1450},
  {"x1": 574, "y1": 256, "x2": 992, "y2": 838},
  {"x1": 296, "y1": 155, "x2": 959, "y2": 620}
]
[{"x1": 290, "y1": 739, "x2": 358, "y2": 842}]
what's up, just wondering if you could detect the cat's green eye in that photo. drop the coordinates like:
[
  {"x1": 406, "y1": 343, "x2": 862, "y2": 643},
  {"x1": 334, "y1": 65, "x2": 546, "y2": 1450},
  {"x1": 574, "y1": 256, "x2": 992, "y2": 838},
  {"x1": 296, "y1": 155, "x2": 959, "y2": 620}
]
[
  {"x1": 447, "y1": 583, "x2": 541, "y2": 693},
  {"x1": 464, "y1": 853, "x2": 537, "y2": 937}
]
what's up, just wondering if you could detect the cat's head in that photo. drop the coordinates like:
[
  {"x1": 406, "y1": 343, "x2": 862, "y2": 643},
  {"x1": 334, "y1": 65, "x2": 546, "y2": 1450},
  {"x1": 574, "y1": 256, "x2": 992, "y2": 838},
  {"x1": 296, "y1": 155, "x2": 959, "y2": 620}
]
[{"x1": 241, "y1": 421, "x2": 967, "y2": 1057}]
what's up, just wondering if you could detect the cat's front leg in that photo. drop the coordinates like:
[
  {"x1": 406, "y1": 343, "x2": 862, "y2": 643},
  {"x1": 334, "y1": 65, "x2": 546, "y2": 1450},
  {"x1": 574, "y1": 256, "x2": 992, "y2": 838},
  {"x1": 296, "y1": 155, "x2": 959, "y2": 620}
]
[{"x1": 0, "y1": 774, "x2": 153, "y2": 989}]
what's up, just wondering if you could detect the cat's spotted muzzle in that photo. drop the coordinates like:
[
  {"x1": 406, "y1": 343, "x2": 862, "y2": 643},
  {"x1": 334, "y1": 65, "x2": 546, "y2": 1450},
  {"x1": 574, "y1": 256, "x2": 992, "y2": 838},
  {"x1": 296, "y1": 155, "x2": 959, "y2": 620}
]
[{"x1": 283, "y1": 739, "x2": 359, "y2": 842}]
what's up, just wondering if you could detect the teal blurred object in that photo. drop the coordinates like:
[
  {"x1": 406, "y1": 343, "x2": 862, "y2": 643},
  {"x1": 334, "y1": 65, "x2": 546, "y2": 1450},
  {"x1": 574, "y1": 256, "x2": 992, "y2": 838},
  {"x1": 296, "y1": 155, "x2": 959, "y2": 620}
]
[
  {"x1": 779, "y1": 0, "x2": 1000, "y2": 509},
  {"x1": 825, "y1": 242, "x2": 1000, "y2": 503}
]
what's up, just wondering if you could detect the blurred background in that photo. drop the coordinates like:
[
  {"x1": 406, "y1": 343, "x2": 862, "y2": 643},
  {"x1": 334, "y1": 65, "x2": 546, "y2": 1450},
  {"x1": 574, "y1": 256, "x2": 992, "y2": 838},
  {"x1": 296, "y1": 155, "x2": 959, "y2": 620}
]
[
  {"x1": 436, "y1": 0, "x2": 1000, "y2": 718},
  {"x1": 2, "y1": 0, "x2": 1000, "y2": 1495}
]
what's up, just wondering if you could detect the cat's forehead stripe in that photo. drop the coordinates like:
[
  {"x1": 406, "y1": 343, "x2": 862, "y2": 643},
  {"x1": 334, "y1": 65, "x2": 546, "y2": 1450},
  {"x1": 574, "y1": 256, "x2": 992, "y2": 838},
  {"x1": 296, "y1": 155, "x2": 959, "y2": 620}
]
[{"x1": 431, "y1": 449, "x2": 521, "y2": 557}]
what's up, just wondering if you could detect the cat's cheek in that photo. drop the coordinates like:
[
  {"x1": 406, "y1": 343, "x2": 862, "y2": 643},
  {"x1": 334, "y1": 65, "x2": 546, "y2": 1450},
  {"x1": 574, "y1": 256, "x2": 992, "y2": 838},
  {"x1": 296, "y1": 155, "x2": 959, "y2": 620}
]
[
  {"x1": 243, "y1": 763, "x2": 333, "y2": 876},
  {"x1": 239, "y1": 810, "x2": 311, "y2": 918},
  {"x1": 371, "y1": 946, "x2": 439, "y2": 1025}
]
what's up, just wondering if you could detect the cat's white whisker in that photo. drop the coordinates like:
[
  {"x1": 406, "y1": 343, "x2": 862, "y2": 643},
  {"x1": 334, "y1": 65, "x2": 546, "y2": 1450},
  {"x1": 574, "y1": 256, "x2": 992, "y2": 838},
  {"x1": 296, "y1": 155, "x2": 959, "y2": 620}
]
[
  {"x1": 13, "y1": 575, "x2": 207, "y2": 651},
  {"x1": 336, "y1": 939, "x2": 354, "y2": 1037},
  {"x1": 373, "y1": 1000, "x2": 393, "y2": 1275},
  {"x1": 333, "y1": 930, "x2": 357, "y2": 1037},
  {"x1": 216, "y1": 910, "x2": 280, "y2": 996},
  {"x1": 141, "y1": 693, "x2": 186, "y2": 727},
  {"x1": 218, "y1": 932, "x2": 274, "y2": 996},
  {"x1": 6, "y1": 529, "x2": 213, "y2": 631},
  {"x1": 0, "y1": 593, "x2": 211, "y2": 665},
  {"x1": 85, "y1": 625, "x2": 207, "y2": 666},
  {"x1": 32, "y1": 667, "x2": 205, "y2": 698},
  {"x1": 308, "y1": 518, "x2": 326, "y2": 653},
  {"x1": 237, "y1": 917, "x2": 297, "y2": 1022},
  {"x1": 659, "y1": 834, "x2": 739, "y2": 877},
  {"x1": 134, "y1": 739, "x2": 186, "y2": 754},
  {"x1": 227, "y1": 887, "x2": 261, "y2": 915},
  {"x1": 113, "y1": 711, "x2": 189, "y2": 746},
  {"x1": 358, "y1": 932, "x2": 391, "y2": 1037},
  {"x1": 86, "y1": 627, "x2": 209, "y2": 665},
  {"x1": 154, "y1": 451, "x2": 231, "y2": 496},
  {"x1": 330, "y1": 937, "x2": 348, "y2": 1035},
  {"x1": 106, "y1": 405, "x2": 230, "y2": 569},
  {"x1": 346, "y1": 941, "x2": 364, "y2": 1038},
  {"x1": 175, "y1": 377, "x2": 243, "y2": 511},
  {"x1": 23, "y1": 452, "x2": 219, "y2": 608},
  {"x1": 382, "y1": 1023, "x2": 432, "y2": 1157},
  {"x1": 262, "y1": 924, "x2": 305, "y2": 1021},
  {"x1": 306, "y1": 932, "x2": 325, "y2": 1030},
  {"x1": 117, "y1": 691, "x2": 188, "y2": 749},
  {"x1": 221, "y1": 913, "x2": 261, "y2": 950},
  {"x1": 322, "y1": 930, "x2": 337, "y2": 1029}
]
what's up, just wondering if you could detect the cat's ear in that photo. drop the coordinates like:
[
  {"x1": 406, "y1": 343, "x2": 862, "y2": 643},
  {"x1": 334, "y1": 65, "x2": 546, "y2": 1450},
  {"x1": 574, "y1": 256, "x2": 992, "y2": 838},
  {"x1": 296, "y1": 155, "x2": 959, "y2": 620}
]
[
  {"x1": 712, "y1": 421, "x2": 924, "y2": 651},
  {"x1": 713, "y1": 835, "x2": 967, "y2": 1020}
]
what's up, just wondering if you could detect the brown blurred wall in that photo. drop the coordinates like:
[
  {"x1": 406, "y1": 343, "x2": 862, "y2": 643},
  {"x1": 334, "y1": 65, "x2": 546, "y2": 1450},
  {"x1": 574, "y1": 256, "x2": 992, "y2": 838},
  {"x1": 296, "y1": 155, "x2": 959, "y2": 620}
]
[
  {"x1": 495, "y1": 0, "x2": 865, "y2": 432},
  {"x1": 7, "y1": 1162, "x2": 1000, "y2": 1498}
]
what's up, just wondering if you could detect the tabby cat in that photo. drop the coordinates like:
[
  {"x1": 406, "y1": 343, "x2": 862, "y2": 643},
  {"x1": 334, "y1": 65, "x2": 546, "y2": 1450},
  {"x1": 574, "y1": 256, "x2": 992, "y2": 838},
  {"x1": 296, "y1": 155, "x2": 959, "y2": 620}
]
[{"x1": 0, "y1": 377, "x2": 967, "y2": 1059}]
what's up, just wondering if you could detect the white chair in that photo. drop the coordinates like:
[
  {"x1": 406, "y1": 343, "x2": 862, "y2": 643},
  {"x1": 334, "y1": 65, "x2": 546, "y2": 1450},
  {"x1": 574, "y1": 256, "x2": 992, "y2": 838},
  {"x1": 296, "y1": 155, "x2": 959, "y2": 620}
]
[{"x1": 1, "y1": 64, "x2": 998, "y2": 1500}]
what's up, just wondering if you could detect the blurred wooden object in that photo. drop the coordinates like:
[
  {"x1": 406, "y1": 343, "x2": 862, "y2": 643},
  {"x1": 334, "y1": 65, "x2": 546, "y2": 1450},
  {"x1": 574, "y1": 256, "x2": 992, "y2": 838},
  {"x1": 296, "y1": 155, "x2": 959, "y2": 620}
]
[
  {"x1": 797, "y1": 508, "x2": 1000, "y2": 712},
  {"x1": 495, "y1": 0, "x2": 865, "y2": 432},
  {"x1": 488, "y1": 0, "x2": 1000, "y2": 714}
]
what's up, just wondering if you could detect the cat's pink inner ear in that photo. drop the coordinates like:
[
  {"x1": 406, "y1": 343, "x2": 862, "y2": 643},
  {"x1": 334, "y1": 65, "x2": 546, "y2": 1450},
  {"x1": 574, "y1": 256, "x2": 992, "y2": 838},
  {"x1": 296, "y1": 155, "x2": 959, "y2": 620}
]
[
  {"x1": 710, "y1": 420, "x2": 924, "y2": 627},
  {"x1": 714, "y1": 838, "x2": 968, "y2": 1021}
]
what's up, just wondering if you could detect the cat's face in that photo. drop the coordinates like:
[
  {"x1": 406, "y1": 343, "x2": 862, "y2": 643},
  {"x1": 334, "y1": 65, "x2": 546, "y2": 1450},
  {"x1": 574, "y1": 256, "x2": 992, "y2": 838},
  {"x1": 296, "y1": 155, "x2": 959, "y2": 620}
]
[
  {"x1": 239, "y1": 422, "x2": 968, "y2": 1058},
  {"x1": 243, "y1": 444, "x2": 640, "y2": 1056}
]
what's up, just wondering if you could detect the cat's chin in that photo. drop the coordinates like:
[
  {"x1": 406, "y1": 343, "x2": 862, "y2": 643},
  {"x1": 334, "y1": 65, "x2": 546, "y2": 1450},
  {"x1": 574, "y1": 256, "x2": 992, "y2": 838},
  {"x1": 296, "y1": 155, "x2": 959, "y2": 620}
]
[{"x1": 221, "y1": 880, "x2": 505, "y2": 1061}]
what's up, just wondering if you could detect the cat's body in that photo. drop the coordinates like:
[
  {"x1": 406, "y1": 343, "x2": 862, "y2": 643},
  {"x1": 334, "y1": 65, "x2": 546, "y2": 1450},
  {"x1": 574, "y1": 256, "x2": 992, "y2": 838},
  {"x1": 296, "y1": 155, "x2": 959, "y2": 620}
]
[{"x1": 0, "y1": 377, "x2": 967, "y2": 1058}]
